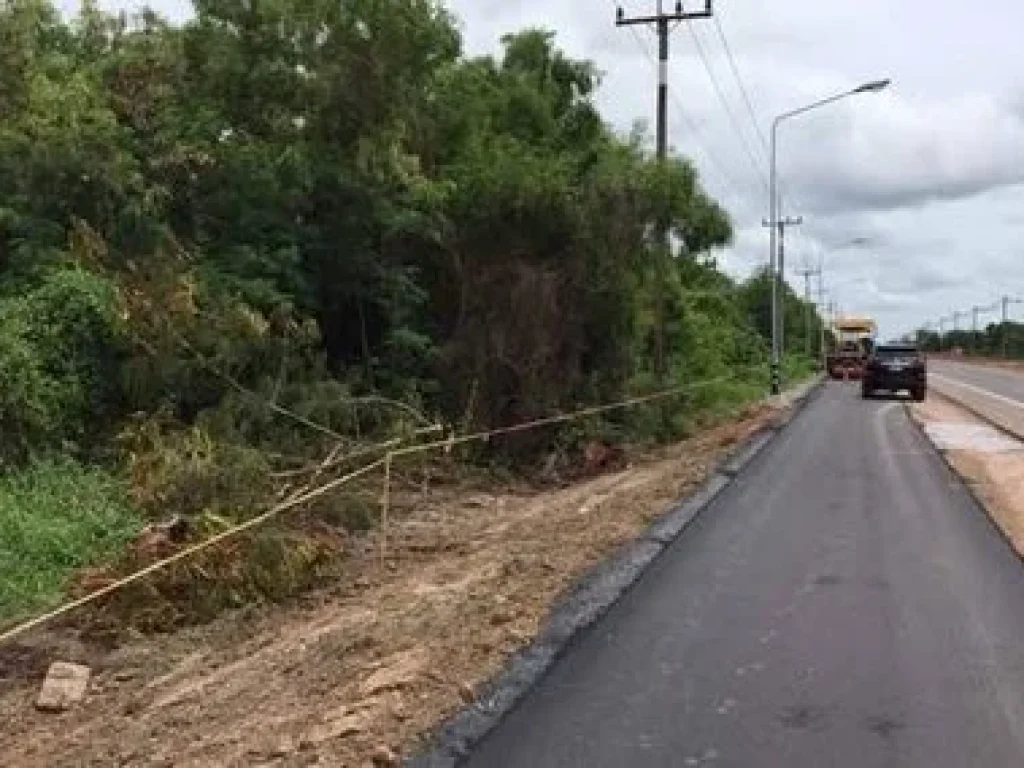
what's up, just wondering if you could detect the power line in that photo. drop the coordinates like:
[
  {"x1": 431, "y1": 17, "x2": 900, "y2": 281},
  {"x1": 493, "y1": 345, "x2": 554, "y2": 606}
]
[
  {"x1": 608, "y1": 1, "x2": 750, "y2": 204},
  {"x1": 712, "y1": 14, "x2": 768, "y2": 155},
  {"x1": 708, "y1": 10, "x2": 813, "y2": 238},
  {"x1": 684, "y1": 19, "x2": 769, "y2": 192}
]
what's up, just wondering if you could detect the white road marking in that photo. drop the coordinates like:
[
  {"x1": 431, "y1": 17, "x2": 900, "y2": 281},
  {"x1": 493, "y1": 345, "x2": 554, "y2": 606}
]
[{"x1": 931, "y1": 373, "x2": 1024, "y2": 410}]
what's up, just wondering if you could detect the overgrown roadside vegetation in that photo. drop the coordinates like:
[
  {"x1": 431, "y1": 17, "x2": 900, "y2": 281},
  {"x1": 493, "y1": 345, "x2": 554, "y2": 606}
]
[
  {"x1": 0, "y1": 0, "x2": 825, "y2": 635},
  {"x1": 0, "y1": 399, "x2": 797, "y2": 767}
]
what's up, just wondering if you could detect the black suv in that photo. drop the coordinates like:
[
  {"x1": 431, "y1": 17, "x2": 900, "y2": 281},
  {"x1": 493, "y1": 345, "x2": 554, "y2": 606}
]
[{"x1": 862, "y1": 343, "x2": 927, "y2": 401}]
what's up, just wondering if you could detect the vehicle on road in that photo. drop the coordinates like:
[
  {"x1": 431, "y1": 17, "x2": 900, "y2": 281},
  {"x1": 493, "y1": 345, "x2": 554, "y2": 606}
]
[
  {"x1": 827, "y1": 315, "x2": 876, "y2": 379},
  {"x1": 862, "y1": 342, "x2": 927, "y2": 401}
]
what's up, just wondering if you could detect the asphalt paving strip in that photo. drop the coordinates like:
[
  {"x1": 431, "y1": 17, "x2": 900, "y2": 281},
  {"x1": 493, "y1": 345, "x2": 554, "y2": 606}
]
[
  {"x1": 405, "y1": 379, "x2": 823, "y2": 768},
  {"x1": 452, "y1": 384, "x2": 1024, "y2": 768}
]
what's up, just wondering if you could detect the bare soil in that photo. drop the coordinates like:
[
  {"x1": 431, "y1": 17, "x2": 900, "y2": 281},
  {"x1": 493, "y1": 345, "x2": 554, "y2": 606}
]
[
  {"x1": 0, "y1": 402, "x2": 782, "y2": 768},
  {"x1": 911, "y1": 394, "x2": 1024, "y2": 557}
]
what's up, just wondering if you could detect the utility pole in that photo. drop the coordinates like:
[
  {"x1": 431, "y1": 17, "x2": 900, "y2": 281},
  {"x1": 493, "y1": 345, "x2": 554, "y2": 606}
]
[
  {"x1": 816, "y1": 275, "x2": 827, "y2": 370},
  {"x1": 938, "y1": 316, "x2": 949, "y2": 352},
  {"x1": 795, "y1": 263, "x2": 822, "y2": 358},
  {"x1": 1002, "y1": 296, "x2": 1023, "y2": 358},
  {"x1": 972, "y1": 305, "x2": 982, "y2": 356},
  {"x1": 952, "y1": 310, "x2": 966, "y2": 355},
  {"x1": 824, "y1": 299, "x2": 836, "y2": 364},
  {"x1": 761, "y1": 211, "x2": 802, "y2": 367},
  {"x1": 970, "y1": 303, "x2": 998, "y2": 356},
  {"x1": 616, "y1": 1, "x2": 714, "y2": 381}
]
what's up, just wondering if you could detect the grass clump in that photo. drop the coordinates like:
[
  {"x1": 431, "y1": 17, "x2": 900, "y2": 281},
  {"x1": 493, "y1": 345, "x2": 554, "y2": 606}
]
[{"x1": 0, "y1": 458, "x2": 142, "y2": 626}]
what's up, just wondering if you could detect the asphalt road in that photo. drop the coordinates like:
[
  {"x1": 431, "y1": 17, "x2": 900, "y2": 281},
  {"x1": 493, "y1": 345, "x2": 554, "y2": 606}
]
[
  {"x1": 931, "y1": 360, "x2": 1024, "y2": 404},
  {"x1": 464, "y1": 383, "x2": 1024, "y2": 767}
]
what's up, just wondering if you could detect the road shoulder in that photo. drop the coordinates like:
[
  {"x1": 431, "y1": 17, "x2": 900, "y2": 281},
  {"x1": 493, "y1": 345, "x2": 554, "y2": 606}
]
[
  {"x1": 0, "y1": 377, "x2": 823, "y2": 768},
  {"x1": 909, "y1": 394, "x2": 1024, "y2": 561},
  {"x1": 408, "y1": 376, "x2": 824, "y2": 767}
]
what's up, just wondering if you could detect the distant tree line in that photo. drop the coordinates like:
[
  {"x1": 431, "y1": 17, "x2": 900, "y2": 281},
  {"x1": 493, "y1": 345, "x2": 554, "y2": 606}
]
[{"x1": 917, "y1": 324, "x2": 1024, "y2": 359}]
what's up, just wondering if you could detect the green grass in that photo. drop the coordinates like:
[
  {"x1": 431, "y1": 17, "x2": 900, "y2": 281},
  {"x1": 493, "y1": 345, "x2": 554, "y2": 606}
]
[
  {"x1": 781, "y1": 354, "x2": 820, "y2": 387},
  {"x1": 0, "y1": 458, "x2": 143, "y2": 626}
]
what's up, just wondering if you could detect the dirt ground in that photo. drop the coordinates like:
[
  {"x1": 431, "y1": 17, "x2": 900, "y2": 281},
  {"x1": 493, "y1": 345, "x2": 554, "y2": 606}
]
[
  {"x1": 0, "y1": 401, "x2": 786, "y2": 768},
  {"x1": 911, "y1": 394, "x2": 1024, "y2": 556}
]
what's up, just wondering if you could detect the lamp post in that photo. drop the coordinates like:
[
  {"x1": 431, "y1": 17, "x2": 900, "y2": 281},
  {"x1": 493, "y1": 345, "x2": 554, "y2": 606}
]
[{"x1": 768, "y1": 79, "x2": 891, "y2": 394}]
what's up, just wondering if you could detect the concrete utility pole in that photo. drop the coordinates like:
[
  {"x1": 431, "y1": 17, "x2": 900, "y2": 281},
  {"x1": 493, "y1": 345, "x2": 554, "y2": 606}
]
[
  {"x1": 970, "y1": 303, "x2": 998, "y2": 355},
  {"x1": 823, "y1": 299, "x2": 837, "y2": 365},
  {"x1": 616, "y1": 1, "x2": 713, "y2": 380},
  {"x1": 938, "y1": 317, "x2": 947, "y2": 351},
  {"x1": 795, "y1": 263, "x2": 822, "y2": 358},
  {"x1": 816, "y1": 276, "x2": 827, "y2": 369},
  {"x1": 972, "y1": 305, "x2": 982, "y2": 356},
  {"x1": 1002, "y1": 296, "x2": 1023, "y2": 358},
  {"x1": 761, "y1": 212, "x2": 802, "y2": 361},
  {"x1": 953, "y1": 310, "x2": 966, "y2": 334}
]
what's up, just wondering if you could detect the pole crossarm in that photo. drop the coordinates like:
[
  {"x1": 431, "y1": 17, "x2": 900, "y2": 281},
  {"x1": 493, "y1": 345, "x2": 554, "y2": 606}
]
[{"x1": 615, "y1": 1, "x2": 713, "y2": 26}]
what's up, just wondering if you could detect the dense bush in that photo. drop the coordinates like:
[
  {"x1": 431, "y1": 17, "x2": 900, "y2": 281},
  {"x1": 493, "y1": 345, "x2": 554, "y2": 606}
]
[{"x1": 0, "y1": 268, "x2": 125, "y2": 462}]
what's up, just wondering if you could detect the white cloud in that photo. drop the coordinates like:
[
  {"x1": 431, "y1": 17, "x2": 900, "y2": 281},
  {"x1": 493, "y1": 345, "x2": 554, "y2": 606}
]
[{"x1": 787, "y1": 92, "x2": 1024, "y2": 215}]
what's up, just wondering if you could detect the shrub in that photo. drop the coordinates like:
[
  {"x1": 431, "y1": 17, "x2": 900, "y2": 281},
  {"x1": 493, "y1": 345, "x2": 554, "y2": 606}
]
[
  {"x1": 0, "y1": 458, "x2": 142, "y2": 625},
  {"x1": 0, "y1": 267, "x2": 125, "y2": 463}
]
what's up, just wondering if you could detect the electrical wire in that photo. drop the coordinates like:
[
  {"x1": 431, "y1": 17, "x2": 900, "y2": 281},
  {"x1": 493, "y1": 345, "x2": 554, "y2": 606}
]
[
  {"x1": 683, "y1": 19, "x2": 769, "y2": 193},
  {"x1": 606, "y1": 0, "x2": 752, "y2": 204},
  {"x1": 712, "y1": 14, "x2": 769, "y2": 155},
  {"x1": 708, "y1": 9, "x2": 835, "y2": 298}
]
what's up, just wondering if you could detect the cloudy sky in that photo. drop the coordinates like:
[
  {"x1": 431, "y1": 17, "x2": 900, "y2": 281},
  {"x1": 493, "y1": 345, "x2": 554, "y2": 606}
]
[{"x1": 63, "y1": 0, "x2": 1024, "y2": 339}]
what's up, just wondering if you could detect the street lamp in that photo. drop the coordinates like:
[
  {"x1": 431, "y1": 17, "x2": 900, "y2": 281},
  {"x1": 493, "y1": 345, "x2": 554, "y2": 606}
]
[{"x1": 768, "y1": 78, "x2": 891, "y2": 394}]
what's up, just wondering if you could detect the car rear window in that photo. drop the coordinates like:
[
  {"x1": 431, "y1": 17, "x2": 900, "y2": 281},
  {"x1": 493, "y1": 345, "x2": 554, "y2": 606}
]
[{"x1": 875, "y1": 346, "x2": 919, "y2": 359}]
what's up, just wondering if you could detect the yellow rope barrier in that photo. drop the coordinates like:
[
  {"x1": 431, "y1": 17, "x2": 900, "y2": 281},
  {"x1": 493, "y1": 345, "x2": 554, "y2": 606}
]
[
  {"x1": 0, "y1": 366, "x2": 768, "y2": 647},
  {"x1": 0, "y1": 459, "x2": 385, "y2": 647}
]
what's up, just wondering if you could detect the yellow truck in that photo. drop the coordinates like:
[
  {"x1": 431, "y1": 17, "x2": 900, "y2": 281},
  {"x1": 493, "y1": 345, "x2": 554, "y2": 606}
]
[{"x1": 827, "y1": 315, "x2": 877, "y2": 379}]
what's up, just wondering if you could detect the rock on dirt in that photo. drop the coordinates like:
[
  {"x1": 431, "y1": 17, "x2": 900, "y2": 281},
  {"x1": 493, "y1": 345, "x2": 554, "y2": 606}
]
[
  {"x1": 372, "y1": 744, "x2": 399, "y2": 766},
  {"x1": 358, "y1": 648, "x2": 427, "y2": 697},
  {"x1": 302, "y1": 710, "x2": 367, "y2": 746},
  {"x1": 35, "y1": 662, "x2": 91, "y2": 713}
]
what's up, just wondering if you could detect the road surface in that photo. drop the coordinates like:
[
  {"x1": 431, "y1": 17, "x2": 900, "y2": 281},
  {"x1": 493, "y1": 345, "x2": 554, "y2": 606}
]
[
  {"x1": 930, "y1": 361, "x2": 1024, "y2": 439},
  {"x1": 464, "y1": 383, "x2": 1024, "y2": 767},
  {"x1": 931, "y1": 360, "x2": 1024, "y2": 404}
]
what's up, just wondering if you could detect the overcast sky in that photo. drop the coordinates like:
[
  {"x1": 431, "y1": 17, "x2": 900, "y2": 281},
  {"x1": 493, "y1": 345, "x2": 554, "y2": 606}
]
[{"x1": 63, "y1": 0, "x2": 1024, "y2": 339}]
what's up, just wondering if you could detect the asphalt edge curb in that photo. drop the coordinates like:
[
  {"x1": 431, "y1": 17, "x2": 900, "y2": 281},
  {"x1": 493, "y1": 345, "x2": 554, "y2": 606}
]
[
  {"x1": 405, "y1": 375, "x2": 825, "y2": 768},
  {"x1": 904, "y1": 400, "x2": 1024, "y2": 569}
]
